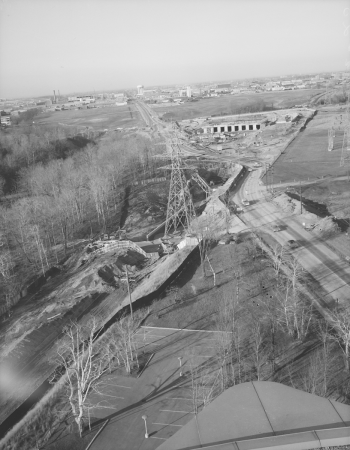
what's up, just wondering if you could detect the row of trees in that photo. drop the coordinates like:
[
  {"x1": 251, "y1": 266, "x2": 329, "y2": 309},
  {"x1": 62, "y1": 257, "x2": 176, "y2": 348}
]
[{"x1": 188, "y1": 238, "x2": 350, "y2": 413}]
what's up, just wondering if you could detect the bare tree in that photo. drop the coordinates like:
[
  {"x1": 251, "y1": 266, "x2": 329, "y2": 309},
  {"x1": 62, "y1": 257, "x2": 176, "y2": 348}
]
[
  {"x1": 270, "y1": 244, "x2": 287, "y2": 277},
  {"x1": 250, "y1": 316, "x2": 268, "y2": 380},
  {"x1": 298, "y1": 344, "x2": 336, "y2": 397},
  {"x1": 107, "y1": 315, "x2": 139, "y2": 375},
  {"x1": 190, "y1": 214, "x2": 218, "y2": 283},
  {"x1": 288, "y1": 256, "x2": 304, "y2": 293},
  {"x1": 260, "y1": 292, "x2": 280, "y2": 372},
  {"x1": 215, "y1": 288, "x2": 248, "y2": 385},
  {"x1": 54, "y1": 318, "x2": 109, "y2": 436},
  {"x1": 275, "y1": 276, "x2": 312, "y2": 341},
  {"x1": 189, "y1": 358, "x2": 221, "y2": 414},
  {"x1": 329, "y1": 306, "x2": 350, "y2": 371}
]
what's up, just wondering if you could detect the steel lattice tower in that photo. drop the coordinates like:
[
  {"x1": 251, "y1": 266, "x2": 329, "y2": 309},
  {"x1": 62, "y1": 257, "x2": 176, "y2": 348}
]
[{"x1": 164, "y1": 137, "x2": 195, "y2": 237}]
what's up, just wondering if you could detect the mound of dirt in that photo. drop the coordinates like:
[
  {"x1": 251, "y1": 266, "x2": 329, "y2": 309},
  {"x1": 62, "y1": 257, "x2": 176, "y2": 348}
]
[
  {"x1": 313, "y1": 216, "x2": 341, "y2": 238},
  {"x1": 273, "y1": 193, "x2": 301, "y2": 214}
]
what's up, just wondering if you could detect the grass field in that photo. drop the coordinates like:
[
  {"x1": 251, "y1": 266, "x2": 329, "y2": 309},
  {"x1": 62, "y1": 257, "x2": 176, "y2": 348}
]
[
  {"x1": 151, "y1": 89, "x2": 323, "y2": 121},
  {"x1": 271, "y1": 108, "x2": 348, "y2": 184},
  {"x1": 36, "y1": 104, "x2": 144, "y2": 131}
]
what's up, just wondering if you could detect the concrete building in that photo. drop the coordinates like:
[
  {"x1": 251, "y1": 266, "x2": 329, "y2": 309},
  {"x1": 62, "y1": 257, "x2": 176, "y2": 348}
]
[
  {"x1": 137, "y1": 85, "x2": 144, "y2": 96},
  {"x1": 203, "y1": 120, "x2": 262, "y2": 134},
  {"x1": 186, "y1": 86, "x2": 192, "y2": 97}
]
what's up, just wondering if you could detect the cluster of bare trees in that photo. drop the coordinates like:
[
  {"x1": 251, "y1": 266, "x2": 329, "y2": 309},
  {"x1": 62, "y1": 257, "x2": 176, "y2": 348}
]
[
  {"x1": 54, "y1": 314, "x2": 139, "y2": 436},
  {"x1": 187, "y1": 239, "x2": 350, "y2": 411},
  {"x1": 0, "y1": 123, "x2": 70, "y2": 172},
  {"x1": 0, "y1": 129, "x2": 164, "y2": 313}
]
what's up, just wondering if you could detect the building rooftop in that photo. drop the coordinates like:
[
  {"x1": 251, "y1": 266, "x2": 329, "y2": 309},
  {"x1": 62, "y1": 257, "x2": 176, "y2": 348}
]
[{"x1": 157, "y1": 381, "x2": 350, "y2": 450}]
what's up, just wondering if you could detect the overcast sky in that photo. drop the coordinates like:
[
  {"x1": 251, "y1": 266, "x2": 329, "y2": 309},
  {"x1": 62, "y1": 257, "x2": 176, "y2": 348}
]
[{"x1": 0, "y1": 0, "x2": 349, "y2": 99}]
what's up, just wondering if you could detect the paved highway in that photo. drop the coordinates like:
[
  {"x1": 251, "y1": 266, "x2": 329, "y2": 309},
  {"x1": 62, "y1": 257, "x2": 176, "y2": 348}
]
[{"x1": 234, "y1": 168, "x2": 350, "y2": 308}]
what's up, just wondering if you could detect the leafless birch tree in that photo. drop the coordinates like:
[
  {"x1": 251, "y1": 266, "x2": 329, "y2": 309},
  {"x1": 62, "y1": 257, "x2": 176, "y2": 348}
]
[{"x1": 55, "y1": 319, "x2": 109, "y2": 436}]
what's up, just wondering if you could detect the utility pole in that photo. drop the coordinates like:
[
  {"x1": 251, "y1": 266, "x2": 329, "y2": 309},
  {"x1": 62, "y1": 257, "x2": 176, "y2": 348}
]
[
  {"x1": 125, "y1": 265, "x2": 133, "y2": 320},
  {"x1": 265, "y1": 164, "x2": 270, "y2": 193},
  {"x1": 270, "y1": 165, "x2": 274, "y2": 195}
]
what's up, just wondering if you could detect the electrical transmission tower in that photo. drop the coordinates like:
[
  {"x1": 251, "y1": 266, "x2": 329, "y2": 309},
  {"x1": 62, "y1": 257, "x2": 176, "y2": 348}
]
[{"x1": 164, "y1": 136, "x2": 195, "y2": 237}]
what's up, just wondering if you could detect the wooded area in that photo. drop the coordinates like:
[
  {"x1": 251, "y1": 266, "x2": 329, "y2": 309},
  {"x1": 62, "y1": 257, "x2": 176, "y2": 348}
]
[{"x1": 0, "y1": 121, "x2": 165, "y2": 315}]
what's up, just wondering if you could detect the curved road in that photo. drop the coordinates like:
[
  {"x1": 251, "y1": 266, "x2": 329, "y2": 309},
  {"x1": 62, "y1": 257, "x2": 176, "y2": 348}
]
[{"x1": 138, "y1": 99, "x2": 350, "y2": 308}]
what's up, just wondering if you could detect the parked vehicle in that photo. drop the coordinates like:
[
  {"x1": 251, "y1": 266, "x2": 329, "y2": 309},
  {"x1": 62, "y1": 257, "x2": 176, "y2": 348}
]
[
  {"x1": 242, "y1": 199, "x2": 250, "y2": 206},
  {"x1": 272, "y1": 225, "x2": 282, "y2": 232}
]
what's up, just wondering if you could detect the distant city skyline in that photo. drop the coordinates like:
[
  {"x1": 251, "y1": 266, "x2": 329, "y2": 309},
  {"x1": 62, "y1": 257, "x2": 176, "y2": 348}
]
[{"x1": 0, "y1": 0, "x2": 348, "y2": 99}]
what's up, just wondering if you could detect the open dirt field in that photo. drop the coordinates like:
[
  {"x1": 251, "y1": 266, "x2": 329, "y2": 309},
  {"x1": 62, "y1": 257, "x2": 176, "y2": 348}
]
[
  {"x1": 151, "y1": 89, "x2": 323, "y2": 122},
  {"x1": 36, "y1": 104, "x2": 144, "y2": 131},
  {"x1": 272, "y1": 107, "x2": 348, "y2": 183}
]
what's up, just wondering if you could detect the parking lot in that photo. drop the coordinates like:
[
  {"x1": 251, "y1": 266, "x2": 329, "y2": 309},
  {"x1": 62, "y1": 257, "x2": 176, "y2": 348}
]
[{"x1": 89, "y1": 326, "x2": 222, "y2": 450}]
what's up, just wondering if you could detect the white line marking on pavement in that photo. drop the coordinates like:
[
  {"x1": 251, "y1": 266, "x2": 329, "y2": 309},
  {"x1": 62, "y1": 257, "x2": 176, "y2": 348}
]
[
  {"x1": 141, "y1": 326, "x2": 232, "y2": 333},
  {"x1": 153, "y1": 423, "x2": 182, "y2": 427},
  {"x1": 167, "y1": 397, "x2": 192, "y2": 401},
  {"x1": 160, "y1": 410, "x2": 194, "y2": 414},
  {"x1": 150, "y1": 436, "x2": 167, "y2": 440}
]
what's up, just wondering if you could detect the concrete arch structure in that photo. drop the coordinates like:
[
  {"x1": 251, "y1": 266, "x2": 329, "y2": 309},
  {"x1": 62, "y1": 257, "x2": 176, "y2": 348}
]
[{"x1": 203, "y1": 122, "x2": 261, "y2": 134}]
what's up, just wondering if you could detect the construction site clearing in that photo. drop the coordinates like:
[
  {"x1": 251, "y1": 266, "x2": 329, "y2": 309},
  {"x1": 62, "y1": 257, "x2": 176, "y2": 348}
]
[
  {"x1": 0, "y1": 155, "x2": 246, "y2": 427},
  {"x1": 3, "y1": 100, "x2": 350, "y2": 445}
]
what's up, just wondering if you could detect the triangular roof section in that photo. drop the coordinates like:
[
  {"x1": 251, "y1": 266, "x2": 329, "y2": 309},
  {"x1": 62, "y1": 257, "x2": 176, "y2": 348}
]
[{"x1": 157, "y1": 381, "x2": 350, "y2": 450}]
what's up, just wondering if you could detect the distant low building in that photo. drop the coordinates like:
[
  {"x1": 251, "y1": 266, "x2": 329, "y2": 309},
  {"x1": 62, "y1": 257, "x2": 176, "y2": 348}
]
[
  {"x1": 203, "y1": 120, "x2": 262, "y2": 134},
  {"x1": 217, "y1": 83, "x2": 231, "y2": 89},
  {"x1": 115, "y1": 93, "x2": 127, "y2": 105},
  {"x1": 1, "y1": 116, "x2": 11, "y2": 126},
  {"x1": 143, "y1": 89, "x2": 157, "y2": 98}
]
